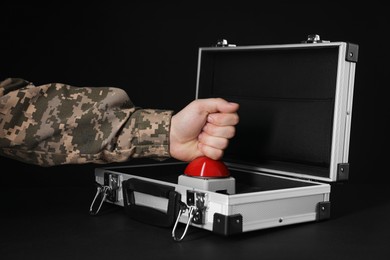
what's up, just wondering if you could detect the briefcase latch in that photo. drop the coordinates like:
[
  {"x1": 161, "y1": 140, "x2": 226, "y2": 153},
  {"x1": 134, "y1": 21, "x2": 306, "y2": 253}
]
[{"x1": 171, "y1": 191, "x2": 208, "y2": 242}]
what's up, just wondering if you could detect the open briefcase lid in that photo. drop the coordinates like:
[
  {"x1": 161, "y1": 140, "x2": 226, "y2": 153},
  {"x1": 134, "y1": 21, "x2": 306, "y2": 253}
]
[{"x1": 196, "y1": 37, "x2": 358, "y2": 182}]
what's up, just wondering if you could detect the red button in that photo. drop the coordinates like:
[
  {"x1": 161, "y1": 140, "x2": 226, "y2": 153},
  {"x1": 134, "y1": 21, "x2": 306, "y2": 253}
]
[{"x1": 184, "y1": 156, "x2": 230, "y2": 178}]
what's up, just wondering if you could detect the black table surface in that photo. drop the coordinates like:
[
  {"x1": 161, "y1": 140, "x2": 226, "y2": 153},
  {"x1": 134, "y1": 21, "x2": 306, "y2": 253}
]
[{"x1": 1, "y1": 181, "x2": 389, "y2": 260}]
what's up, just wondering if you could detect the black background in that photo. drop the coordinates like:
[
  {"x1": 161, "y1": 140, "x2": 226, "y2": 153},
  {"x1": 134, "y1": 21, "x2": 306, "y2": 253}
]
[
  {"x1": 1, "y1": 2, "x2": 388, "y2": 186},
  {"x1": 1, "y1": 3, "x2": 389, "y2": 260}
]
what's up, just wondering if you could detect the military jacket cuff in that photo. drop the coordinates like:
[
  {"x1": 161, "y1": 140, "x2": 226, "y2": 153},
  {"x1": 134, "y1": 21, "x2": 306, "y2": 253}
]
[{"x1": 116, "y1": 109, "x2": 173, "y2": 159}]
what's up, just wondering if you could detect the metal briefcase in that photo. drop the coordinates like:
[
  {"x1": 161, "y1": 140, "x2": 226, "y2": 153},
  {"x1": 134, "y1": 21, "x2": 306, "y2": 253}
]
[{"x1": 90, "y1": 35, "x2": 359, "y2": 241}]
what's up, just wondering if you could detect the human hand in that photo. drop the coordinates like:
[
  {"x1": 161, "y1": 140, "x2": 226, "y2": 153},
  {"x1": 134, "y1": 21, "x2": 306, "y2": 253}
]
[{"x1": 169, "y1": 98, "x2": 239, "y2": 161}]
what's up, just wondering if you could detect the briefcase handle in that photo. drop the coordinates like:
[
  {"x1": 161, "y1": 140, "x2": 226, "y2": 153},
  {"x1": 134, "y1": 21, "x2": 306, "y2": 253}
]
[{"x1": 122, "y1": 178, "x2": 182, "y2": 227}]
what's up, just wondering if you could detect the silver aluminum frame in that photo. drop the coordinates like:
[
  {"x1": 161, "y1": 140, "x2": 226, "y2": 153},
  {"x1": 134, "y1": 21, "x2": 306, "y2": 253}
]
[
  {"x1": 94, "y1": 162, "x2": 330, "y2": 233},
  {"x1": 195, "y1": 42, "x2": 357, "y2": 182}
]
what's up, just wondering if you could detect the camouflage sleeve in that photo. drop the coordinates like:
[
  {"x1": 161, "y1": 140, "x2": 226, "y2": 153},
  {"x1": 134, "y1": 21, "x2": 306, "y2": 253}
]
[{"x1": 0, "y1": 78, "x2": 173, "y2": 166}]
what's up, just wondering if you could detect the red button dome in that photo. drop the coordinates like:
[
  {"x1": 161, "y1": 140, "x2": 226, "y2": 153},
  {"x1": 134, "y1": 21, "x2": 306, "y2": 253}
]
[{"x1": 184, "y1": 156, "x2": 230, "y2": 178}]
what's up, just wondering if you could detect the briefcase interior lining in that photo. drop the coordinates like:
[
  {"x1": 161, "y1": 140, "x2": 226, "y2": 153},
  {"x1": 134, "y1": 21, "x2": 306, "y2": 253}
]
[{"x1": 196, "y1": 43, "x2": 355, "y2": 181}]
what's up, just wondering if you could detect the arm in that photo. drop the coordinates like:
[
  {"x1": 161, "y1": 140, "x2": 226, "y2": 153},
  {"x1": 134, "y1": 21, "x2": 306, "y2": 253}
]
[
  {"x1": 0, "y1": 78, "x2": 172, "y2": 166},
  {"x1": 0, "y1": 78, "x2": 239, "y2": 166}
]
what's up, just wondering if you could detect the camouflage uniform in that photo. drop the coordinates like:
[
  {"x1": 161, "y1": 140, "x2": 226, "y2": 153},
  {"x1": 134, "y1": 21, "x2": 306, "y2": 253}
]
[{"x1": 0, "y1": 78, "x2": 173, "y2": 166}]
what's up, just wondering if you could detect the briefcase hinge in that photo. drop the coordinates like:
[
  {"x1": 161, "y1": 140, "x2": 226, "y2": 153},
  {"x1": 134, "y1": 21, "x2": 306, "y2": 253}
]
[
  {"x1": 302, "y1": 34, "x2": 330, "y2": 44},
  {"x1": 214, "y1": 39, "x2": 237, "y2": 47}
]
